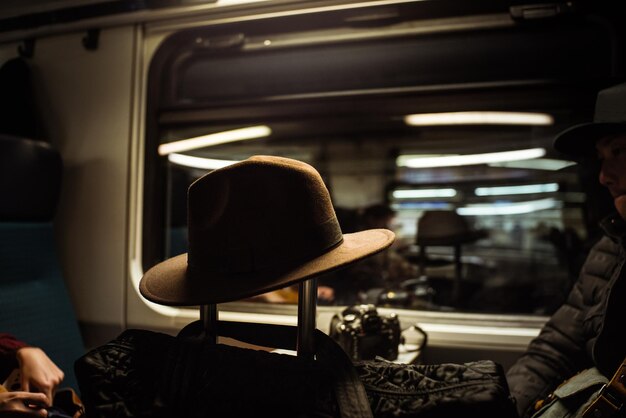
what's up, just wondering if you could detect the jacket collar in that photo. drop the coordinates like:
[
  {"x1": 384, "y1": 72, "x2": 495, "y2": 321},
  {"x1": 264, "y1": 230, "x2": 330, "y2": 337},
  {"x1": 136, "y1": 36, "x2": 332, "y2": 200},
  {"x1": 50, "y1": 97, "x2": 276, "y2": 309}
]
[{"x1": 600, "y1": 212, "x2": 626, "y2": 244}]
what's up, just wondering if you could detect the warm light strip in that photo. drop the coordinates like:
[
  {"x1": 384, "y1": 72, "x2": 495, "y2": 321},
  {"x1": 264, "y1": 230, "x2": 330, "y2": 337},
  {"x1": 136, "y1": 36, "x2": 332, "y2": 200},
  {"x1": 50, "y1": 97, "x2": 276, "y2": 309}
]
[
  {"x1": 475, "y1": 183, "x2": 559, "y2": 196},
  {"x1": 457, "y1": 198, "x2": 559, "y2": 216},
  {"x1": 397, "y1": 148, "x2": 546, "y2": 168},
  {"x1": 392, "y1": 188, "x2": 457, "y2": 199},
  {"x1": 488, "y1": 158, "x2": 576, "y2": 171},
  {"x1": 404, "y1": 111, "x2": 554, "y2": 126},
  {"x1": 168, "y1": 153, "x2": 240, "y2": 170},
  {"x1": 158, "y1": 125, "x2": 271, "y2": 156}
]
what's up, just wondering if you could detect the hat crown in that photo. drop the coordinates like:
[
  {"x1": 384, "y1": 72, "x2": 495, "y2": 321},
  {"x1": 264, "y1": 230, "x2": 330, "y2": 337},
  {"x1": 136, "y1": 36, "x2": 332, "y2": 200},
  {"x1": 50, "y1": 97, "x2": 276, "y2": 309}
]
[
  {"x1": 187, "y1": 156, "x2": 343, "y2": 278},
  {"x1": 553, "y1": 82, "x2": 626, "y2": 158},
  {"x1": 594, "y1": 82, "x2": 626, "y2": 123}
]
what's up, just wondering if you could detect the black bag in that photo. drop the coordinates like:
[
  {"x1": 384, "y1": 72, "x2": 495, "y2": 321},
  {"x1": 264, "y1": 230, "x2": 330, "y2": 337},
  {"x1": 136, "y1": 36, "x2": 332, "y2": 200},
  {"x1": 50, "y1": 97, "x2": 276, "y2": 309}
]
[
  {"x1": 75, "y1": 322, "x2": 372, "y2": 418},
  {"x1": 355, "y1": 359, "x2": 517, "y2": 418},
  {"x1": 75, "y1": 321, "x2": 516, "y2": 418},
  {"x1": 74, "y1": 329, "x2": 173, "y2": 418}
]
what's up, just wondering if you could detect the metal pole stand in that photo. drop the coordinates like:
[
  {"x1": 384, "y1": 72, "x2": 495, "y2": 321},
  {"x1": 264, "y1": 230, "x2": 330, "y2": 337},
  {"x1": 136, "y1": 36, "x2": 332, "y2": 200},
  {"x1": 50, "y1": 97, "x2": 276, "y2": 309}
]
[
  {"x1": 451, "y1": 244, "x2": 462, "y2": 307},
  {"x1": 297, "y1": 278, "x2": 318, "y2": 360},
  {"x1": 200, "y1": 303, "x2": 218, "y2": 344}
]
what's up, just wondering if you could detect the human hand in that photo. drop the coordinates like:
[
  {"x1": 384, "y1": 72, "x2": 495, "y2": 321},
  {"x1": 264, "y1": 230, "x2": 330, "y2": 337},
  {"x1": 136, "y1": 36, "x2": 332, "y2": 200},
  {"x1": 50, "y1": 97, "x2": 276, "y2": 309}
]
[
  {"x1": 16, "y1": 347, "x2": 64, "y2": 406},
  {"x1": 0, "y1": 391, "x2": 48, "y2": 417}
]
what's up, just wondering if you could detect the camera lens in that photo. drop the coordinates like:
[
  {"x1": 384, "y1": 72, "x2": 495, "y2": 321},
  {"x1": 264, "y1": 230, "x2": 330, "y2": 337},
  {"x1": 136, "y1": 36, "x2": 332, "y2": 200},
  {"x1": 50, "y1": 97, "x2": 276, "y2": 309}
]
[{"x1": 361, "y1": 313, "x2": 382, "y2": 333}]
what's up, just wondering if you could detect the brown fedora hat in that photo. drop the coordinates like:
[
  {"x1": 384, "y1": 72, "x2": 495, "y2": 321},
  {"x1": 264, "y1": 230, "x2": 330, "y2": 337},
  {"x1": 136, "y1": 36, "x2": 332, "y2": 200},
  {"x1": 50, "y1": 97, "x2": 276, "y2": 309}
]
[
  {"x1": 554, "y1": 82, "x2": 626, "y2": 158},
  {"x1": 140, "y1": 155, "x2": 395, "y2": 306},
  {"x1": 416, "y1": 210, "x2": 487, "y2": 246}
]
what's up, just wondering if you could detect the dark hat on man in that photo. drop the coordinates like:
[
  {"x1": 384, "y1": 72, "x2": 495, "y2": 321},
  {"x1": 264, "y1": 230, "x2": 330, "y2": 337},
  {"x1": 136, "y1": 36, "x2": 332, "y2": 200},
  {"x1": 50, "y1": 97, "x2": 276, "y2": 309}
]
[
  {"x1": 140, "y1": 155, "x2": 395, "y2": 306},
  {"x1": 554, "y1": 82, "x2": 626, "y2": 158}
]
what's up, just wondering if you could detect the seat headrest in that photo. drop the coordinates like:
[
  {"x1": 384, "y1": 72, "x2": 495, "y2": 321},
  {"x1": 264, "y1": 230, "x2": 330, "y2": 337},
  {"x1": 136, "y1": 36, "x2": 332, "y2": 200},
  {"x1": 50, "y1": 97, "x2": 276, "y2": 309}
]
[{"x1": 0, "y1": 134, "x2": 62, "y2": 222}]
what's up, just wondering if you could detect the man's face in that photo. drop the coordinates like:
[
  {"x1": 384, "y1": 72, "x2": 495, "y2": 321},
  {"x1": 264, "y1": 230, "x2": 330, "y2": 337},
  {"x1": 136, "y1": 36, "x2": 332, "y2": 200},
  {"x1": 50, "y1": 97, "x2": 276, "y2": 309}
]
[{"x1": 597, "y1": 133, "x2": 626, "y2": 220}]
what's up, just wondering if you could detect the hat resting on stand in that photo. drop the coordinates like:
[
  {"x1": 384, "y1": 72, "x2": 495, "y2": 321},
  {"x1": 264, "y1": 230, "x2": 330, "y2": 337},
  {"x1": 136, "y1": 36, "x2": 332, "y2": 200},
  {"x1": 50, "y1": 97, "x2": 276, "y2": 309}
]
[{"x1": 140, "y1": 155, "x2": 395, "y2": 306}]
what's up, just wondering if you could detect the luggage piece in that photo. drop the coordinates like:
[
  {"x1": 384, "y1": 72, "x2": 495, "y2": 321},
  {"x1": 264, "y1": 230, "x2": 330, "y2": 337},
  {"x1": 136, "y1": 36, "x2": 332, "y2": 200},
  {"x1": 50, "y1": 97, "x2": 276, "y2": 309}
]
[
  {"x1": 76, "y1": 321, "x2": 517, "y2": 418},
  {"x1": 75, "y1": 323, "x2": 370, "y2": 418}
]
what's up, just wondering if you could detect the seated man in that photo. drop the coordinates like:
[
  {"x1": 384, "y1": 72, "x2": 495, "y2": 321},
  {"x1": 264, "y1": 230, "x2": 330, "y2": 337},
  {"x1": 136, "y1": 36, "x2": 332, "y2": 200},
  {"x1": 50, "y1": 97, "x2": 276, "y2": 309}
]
[{"x1": 506, "y1": 83, "x2": 626, "y2": 417}]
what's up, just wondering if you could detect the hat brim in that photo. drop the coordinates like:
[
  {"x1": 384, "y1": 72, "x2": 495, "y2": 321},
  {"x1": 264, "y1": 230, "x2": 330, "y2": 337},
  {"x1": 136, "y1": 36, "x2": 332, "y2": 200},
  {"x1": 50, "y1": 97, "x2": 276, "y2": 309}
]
[
  {"x1": 553, "y1": 122, "x2": 626, "y2": 158},
  {"x1": 139, "y1": 228, "x2": 394, "y2": 306},
  {"x1": 417, "y1": 229, "x2": 488, "y2": 246}
]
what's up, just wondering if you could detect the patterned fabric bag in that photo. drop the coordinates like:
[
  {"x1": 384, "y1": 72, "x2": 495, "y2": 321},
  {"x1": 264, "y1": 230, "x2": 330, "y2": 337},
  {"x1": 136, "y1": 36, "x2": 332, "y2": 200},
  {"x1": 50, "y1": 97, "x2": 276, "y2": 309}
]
[{"x1": 355, "y1": 358, "x2": 518, "y2": 418}]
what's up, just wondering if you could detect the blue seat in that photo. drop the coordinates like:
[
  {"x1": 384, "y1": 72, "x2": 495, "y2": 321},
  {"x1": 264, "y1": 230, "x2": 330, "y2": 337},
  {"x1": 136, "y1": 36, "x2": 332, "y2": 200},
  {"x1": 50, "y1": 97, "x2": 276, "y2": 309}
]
[{"x1": 0, "y1": 134, "x2": 84, "y2": 391}]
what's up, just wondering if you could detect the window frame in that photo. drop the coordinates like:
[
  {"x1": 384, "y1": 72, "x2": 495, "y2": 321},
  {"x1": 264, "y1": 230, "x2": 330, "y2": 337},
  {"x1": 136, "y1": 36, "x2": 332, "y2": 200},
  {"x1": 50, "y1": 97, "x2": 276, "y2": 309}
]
[{"x1": 137, "y1": 0, "x2": 626, "y2": 360}]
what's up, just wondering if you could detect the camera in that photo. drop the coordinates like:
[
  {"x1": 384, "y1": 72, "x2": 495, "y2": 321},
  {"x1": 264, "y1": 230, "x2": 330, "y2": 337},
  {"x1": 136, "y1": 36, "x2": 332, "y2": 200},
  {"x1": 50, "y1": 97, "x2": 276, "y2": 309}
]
[{"x1": 329, "y1": 304, "x2": 401, "y2": 361}]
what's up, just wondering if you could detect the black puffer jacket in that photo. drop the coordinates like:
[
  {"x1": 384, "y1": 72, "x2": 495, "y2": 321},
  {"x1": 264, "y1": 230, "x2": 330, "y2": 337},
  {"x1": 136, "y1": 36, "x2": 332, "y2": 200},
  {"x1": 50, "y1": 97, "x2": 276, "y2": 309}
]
[{"x1": 506, "y1": 213, "x2": 626, "y2": 418}]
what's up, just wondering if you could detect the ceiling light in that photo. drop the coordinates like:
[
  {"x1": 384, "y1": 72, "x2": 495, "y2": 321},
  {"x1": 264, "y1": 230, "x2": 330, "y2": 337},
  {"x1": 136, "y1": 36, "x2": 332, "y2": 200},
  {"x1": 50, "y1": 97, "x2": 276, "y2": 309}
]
[
  {"x1": 475, "y1": 183, "x2": 559, "y2": 196},
  {"x1": 158, "y1": 125, "x2": 271, "y2": 156},
  {"x1": 488, "y1": 158, "x2": 576, "y2": 171},
  {"x1": 392, "y1": 188, "x2": 457, "y2": 199},
  {"x1": 168, "y1": 153, "x2": 240, "y2": 170},
  {"x1": 457, "y1": 198, "x2": 559, "y2": 216},
  {"x1": 404, "y1": 111, "x2": 554, "y2": 126},
  {"x1": 391, "y1": 202, "x2": 454, "y2": 210},
  {"x1": 397, "y1": 148, "x2": 546, "y2": 168}
]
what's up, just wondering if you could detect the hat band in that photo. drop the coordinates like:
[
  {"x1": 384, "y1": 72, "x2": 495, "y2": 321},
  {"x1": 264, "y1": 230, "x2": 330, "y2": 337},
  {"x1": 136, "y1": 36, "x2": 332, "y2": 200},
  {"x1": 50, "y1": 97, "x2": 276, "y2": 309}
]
[{"x1": 187, "y1": 217, "x2": 344, "y2": 277}]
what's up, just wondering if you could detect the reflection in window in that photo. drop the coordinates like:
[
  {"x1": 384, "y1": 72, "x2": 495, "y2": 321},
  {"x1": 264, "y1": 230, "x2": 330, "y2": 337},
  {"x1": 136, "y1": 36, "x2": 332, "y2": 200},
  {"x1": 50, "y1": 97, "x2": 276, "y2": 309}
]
[
  {"x1": 147, "y1": 6, "x2": 616, "y2": 317},
  {"x1": 160, "y1": 117, "x2": 586, "y2": 316}
]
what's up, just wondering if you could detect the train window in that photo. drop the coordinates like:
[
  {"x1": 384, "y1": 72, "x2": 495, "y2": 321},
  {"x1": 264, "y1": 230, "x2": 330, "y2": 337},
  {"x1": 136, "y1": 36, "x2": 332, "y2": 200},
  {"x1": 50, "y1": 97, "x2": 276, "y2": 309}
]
[{"x1": 143, "y1": 2, "x2": 622, "y2": 316}]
